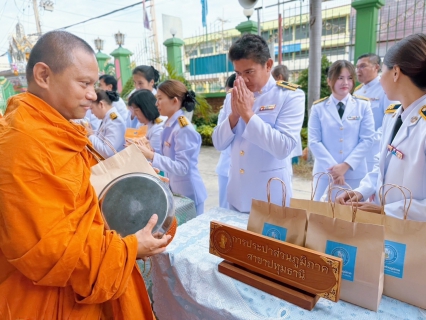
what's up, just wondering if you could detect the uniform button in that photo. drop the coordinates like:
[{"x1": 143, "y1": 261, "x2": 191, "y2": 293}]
[
  {"x1": 240, "y1": 169, "x2": 245, "y2": 174},
  {"x1": 240, "y1": 150, "x2": 245, "y2": 156},
  {"x1": 339, "y1": 139, "x2": 343, "y2": 142},
  {"x1": 339, "y1": 150, "x2": 343, "y2": 154},
  {"x1": 340, "y1": 127, "x2": 344, "y2": 130}
]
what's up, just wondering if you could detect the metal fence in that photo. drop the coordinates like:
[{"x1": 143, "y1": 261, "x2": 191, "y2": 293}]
[{"x1": 129, "y1": 0, "x2": 426, "y2": 94}]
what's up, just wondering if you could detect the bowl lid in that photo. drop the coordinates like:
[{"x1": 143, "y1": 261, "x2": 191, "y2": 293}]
[{"x1": 99, "y1": 173, "x2": 173, "y2": 237}]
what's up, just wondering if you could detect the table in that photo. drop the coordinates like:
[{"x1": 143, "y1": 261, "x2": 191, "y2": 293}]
[
  {"x1": 137, "y1": 194, "x2": 197, "y2": 298},
  {"x1": 150, "y1": 207, "x2": 426, "y2": 320}
]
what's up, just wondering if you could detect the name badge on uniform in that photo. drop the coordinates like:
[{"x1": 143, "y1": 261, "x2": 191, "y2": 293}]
[
  {"x1": 164, "y1": 142, "x2": 171, "y2": 147},
  {"x1": 347, "y1": 116, "x2": 360, "y2": 120},
  {"x1": 387, "y1": 144, "x2": 404, "y2": 159},
  {"x1": 369, "y1": 98, "x2": 380, "y2": 101},
  {"x1": 259, "y1": 104, "x2": 276, "y2": 111}
]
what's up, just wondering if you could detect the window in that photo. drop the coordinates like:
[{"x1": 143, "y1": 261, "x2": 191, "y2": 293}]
[
  {"x1": 295, "y1": 24, "x2": 309, "y2": 40},
  {"x1": 283, "y1": 26, "x2": 293, "y2": 42},
  {"x1": 322, "y1": 17, "x2": 347, "y2": 36}
]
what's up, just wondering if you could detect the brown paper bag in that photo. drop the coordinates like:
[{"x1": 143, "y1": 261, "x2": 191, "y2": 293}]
[
  {"x1": 305, "y1": 208, "x2": 385, "y2": 311},
  {"x1": 290, "y1": 173, "x2": 353, "y2": 222},
  {"x1": 247, "y1": 178, "x2": 307, "y2": 246},
  {"x1": 90, "y1": 144, "x2": 156, "y2": 196},
  {"x1": 355, "y1": 184, "x2": 426, "y2": 309}
]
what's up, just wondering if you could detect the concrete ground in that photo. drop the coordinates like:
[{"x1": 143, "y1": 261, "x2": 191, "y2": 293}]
[{"x1": 198, "y1": 146, "x2": 311, "y2": 212}]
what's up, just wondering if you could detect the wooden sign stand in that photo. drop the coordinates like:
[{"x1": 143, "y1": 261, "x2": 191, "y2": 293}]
[
  {"x1": 210, "y1": 221, "x2": 343, "y2": 311},
  {"x1": 219, "y1": 261, "x2": 320, "y2": 310}
]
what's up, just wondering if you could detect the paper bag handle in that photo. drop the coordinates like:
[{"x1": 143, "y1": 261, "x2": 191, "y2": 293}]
[
  {"x1": 311, "y1": 172, "x2": 333, "y2": 200},
  {"x1": 329, "y1": 186, "x2": 357, "y2": 221},
  {"x1": 379, "y1": 184, "x2": 412, "y2": 219},
  {"x1": 266, "y1": 177, "x2": 287, "y2": 206},
  {"x1": 86, "y1": 145, "x2": 105, "y2": 163}
]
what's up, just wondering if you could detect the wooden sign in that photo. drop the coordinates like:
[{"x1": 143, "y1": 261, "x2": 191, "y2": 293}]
[{"x1": 210, "y1": 221, "x2": 343, "y2": 302}]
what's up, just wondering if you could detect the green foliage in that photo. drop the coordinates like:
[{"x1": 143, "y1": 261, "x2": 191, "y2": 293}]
[
  {"x1": 160, "y1": 63, "x2": 212, "y2": 120},
  {"x1": 121, "y1": 76, "x2": 135, "y2": 100},
  {"x1": 301, "y1": 127, "x2": 308, "y2": 150},
  {"x1": 296, "y1": 55, "x2": 332, "y2": 127},
  {"x1": 192, "y1": 112, "x2": 219, "y2": 127},
  {"x1": 196, "y1": 124, "x2": 216, "y2": 146}
]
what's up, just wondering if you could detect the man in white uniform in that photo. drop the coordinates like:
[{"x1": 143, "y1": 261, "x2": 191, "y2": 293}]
[
  {"x1": 212, "y1": 34, "x2": 305, "y2": 212},
  {"x1": 354, "y1": 53, "x2": 398, "y2": 171}
]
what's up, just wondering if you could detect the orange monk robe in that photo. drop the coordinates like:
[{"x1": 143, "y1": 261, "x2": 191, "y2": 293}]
[{"x1": 0, "y1": 92, "x2": 154, "y2": 319}]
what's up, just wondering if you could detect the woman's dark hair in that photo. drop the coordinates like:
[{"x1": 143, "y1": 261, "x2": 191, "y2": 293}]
[
  {"x1": 132, "y1": 65, "x2": 160, "y2": 88},
  {"x1": 128, "y1": 89, "x2": 160, "y2": 123},
  {"x1": 383, "y1": 33, "x2": 426, "y2": 91},
  {"x1": 95, "y1": 88, "x2": 119, "y2": 105},
  {"x1": 99, "y1": 74, "x2": 118, "y2": 91},
  {"x1": 228, "y1": 34, "x2": 271, "y2": 65},
  {"x1": 157, "y1": 80, "x2": 197, "y2": 112},
  {"x1": 327, "y1": 60, "x2": 356, "y2": 93},
  {"x1": 225, "y1": 73, "x2": 236, "y2": 89}
]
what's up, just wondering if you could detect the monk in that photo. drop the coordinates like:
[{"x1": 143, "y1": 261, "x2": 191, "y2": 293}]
[{"x1": 0, "y1": 31, "x2": 170, "y2": 319}]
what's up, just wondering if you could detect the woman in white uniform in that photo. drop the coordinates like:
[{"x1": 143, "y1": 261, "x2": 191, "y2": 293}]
[
  {"x1": 215, "y1": 74, "x2": 235, "y2": 208},
  {"x1": 136, "y1": 80, "x2": 207, "y2": 215},
  {"x1": 88, "y1": 89, "x2": 126, "y2": 159},
  {"x1": 308, "y1": 60, "x2": 375, "y2": 201},
  {"x1": 126, "y1": 65, "x2": 160, "y2": 128},
  {"x1": 128, "y1": 89, "x2": 164, "y2": 153},
  {"x1": 337, "y1": 33, "x2": 426, "y2": 220}
]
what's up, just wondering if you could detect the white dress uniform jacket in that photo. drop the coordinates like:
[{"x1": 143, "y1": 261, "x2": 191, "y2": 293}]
[
  {"x1": 354, "y1": 77, "x2": 399, "y2": 171},
  {"x1": 152, "y1": 109, "x2": 207, "y2": 215},
  {"x1": 89, "y1": 107, "x2": 126, "y2": 159},
  {"x1": 355, "y1": 94, "x2": 426, "y2": 221},
  {"x1": 112, "y1": 97, "x2": 129, "y2": 121},
  {"x1": 212, "y1": 76, "x2": 305, "y2": 212},
  {"x1": 146, "y1": 119, "x2": 164, "y2": 154},
  {"x1": 215, "y1": 104, "x2": 231, "y2": 208},
  {"x1": 309, "y1": 94, "x2": 375, "y2": 178},
  {"x1": 85, "y1": 109, "x2": 102, "y2": 131}
]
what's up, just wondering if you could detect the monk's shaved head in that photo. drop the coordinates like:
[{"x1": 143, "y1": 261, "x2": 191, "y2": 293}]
[{"x1": 26, "y1": 30, "x2": 95, "y2": 83}]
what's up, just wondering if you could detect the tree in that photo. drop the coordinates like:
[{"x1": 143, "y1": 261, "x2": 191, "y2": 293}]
[{"x1": 296, "y1": 55, "x2": 332, "y2": 128}]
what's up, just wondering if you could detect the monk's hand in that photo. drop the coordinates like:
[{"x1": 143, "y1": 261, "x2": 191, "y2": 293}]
[
  {"x1": 335, "y1": 190, "x2": 363, "y2": 205},
  {"x1": 233, "y1": 76, "x2": 255, "y2": 124},
  {"x1": 135, "y1": 214, "x2": 171, "y2": 260}
]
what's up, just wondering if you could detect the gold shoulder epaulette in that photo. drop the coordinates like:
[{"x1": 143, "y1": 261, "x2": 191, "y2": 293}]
[
  {"x1": 385, "y1": 104, "x2": 401, "y2": 114},
  {"x1": 354, "y1": 83, "x2": 364, "y2": 92},
  {"x1": 313, "y1": 96, "x2": 328, "y2": 105},
  {"x1": 154, "y1": 117, "x2": 163, "y2": 124},
  {"x1": 219, "y1": 105, "x2": 224, "y2": 110},
  {"x1": 110, "y1": 112, "x2": 118, "y2": 120},
  {"x1": 419, "y1": 105, "x2": 426, "y2": 120},
  {"x1": 276, "y1": 81, "x2": 300, "y2": 91},
  {"x1": 353, "y1": 94, "x2": 369, "y2": 101},
  {"x1": 178, "y1": 116, "x2": 189, "y2": 128}
]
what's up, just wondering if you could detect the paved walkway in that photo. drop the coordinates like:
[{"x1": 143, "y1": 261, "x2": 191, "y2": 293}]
[{"x1": 198, "y1": 146, "x2": 311, "y2": 212}]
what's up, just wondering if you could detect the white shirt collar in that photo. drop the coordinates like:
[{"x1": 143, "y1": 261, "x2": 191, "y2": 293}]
[
  {"x1": 331, "y1": 93, "x2": 350, "y2": 108},
  {"x1": 364, "y1": 76, "x2": 380, "y2": 88},
  {"x1": 399, "y1": 94, "x2": 426, "y2": 122}
]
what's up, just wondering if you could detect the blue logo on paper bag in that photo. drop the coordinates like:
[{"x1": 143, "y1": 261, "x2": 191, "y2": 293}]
[
  {"x1": 331, "y1": 247, "x2": 349, "y2": 266},
  {"x1": 326, "y1": 240, "x2": 357, "y2": 282},
  {"x1": 262, "y1": 223, "x2": 287, "y2": 241},
  {"x1": 384, "y1": 240, "x2": 406, "y2": 279}
]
